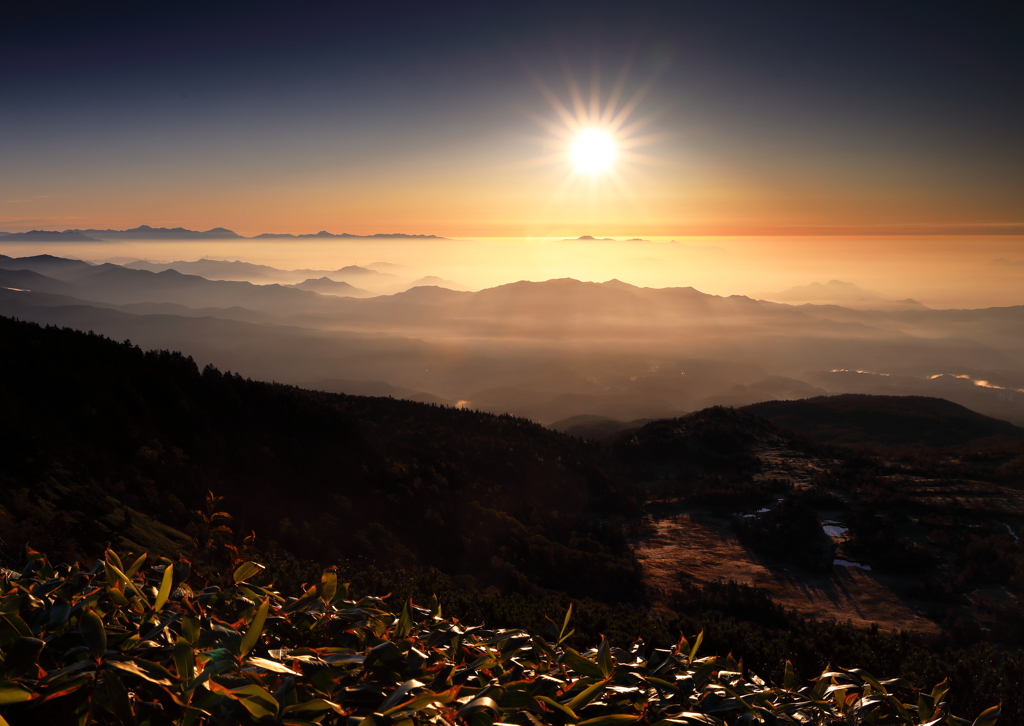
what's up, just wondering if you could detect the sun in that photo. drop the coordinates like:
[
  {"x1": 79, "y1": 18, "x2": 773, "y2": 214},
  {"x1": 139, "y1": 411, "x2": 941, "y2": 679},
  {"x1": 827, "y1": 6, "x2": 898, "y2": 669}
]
[
  {"x1": 570, "y1": 128, "x2": 616, "y2": 175},
  {"x1": 517, "y1": 58, "x2": 666, "y2": 199}
]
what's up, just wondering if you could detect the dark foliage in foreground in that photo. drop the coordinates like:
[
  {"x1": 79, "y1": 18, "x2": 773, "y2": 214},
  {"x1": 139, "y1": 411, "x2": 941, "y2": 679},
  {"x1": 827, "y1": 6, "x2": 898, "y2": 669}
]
[
  {"x1": 3, "y1": 316, "x2": 1024, "y2": 723},
  {"x1": 0, "y1": 547, "x2": 1001, "y2": 726}
]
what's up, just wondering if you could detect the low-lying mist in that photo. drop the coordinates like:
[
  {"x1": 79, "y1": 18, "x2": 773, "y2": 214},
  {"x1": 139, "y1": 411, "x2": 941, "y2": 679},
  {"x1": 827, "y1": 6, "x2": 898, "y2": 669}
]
[
  {"x1": 2, "y1": 235, "x2": 1023, "y2": 427},
  {"x1": 3, "y1": 234, "x2": 1024, "y2": 308}
]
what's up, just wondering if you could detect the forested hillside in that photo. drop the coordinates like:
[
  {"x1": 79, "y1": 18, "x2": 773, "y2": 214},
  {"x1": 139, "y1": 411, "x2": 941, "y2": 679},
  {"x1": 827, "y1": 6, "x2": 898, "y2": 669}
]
[
  {"x1": 0, "y1": 316, "x2": 640, "y2": 602},
  {"x1": 3, "y1": 316, "x2": 1024, "y2": 723}
]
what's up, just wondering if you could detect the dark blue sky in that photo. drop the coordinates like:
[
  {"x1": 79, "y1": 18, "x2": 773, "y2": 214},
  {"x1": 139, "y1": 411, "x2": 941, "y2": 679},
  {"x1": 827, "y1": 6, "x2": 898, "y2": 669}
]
[{"x1": 3, "y1": 1, "x2": 1023, "y2": 236}]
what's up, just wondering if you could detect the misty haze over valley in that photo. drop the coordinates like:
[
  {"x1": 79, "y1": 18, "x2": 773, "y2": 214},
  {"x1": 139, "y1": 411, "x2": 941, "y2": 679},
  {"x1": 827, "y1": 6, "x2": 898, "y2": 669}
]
[{"x1": 2, "y1": 232, "x2": 1023, "y2": 429}]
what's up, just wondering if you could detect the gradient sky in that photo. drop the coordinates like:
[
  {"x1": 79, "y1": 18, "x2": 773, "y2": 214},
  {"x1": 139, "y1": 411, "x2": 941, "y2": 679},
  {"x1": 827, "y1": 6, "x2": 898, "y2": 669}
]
[{"x1": 3, "y1": 1, "x2": 1023, "y2": 237}]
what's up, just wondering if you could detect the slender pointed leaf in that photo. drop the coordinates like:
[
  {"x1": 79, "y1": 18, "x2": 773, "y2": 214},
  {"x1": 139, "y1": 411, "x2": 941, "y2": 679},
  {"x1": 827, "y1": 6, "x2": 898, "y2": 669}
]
[
  {"x1": 578, "y1": 716, "x2": 640, "y2": 726},
  {"x1": 567, "y1": 679, "x2": 607, "y2": 712},
  {"x1": 972, "y1": 703, "x2": 1001, "y2": 726},
  {"x1": 154, "y1": 564, "x2": 174, "y2": 612},
  {"x1": 233, "y1": 561, "x2": 264, "y2": 585},
  {"x1": 558, "y1": 602, "x2": 574, "y2": 644},
  {"x1": 81, "y1": 609, "x2": 106, "y2": 658},
  {"x1": 689, "y1": 630, "x2": 703, "y2": 662},
  {"x1": 394, "y1": 600, "x2": 413, "y2": 639},
  {"x1": 240, "y1": 597, "x2": 270, "y2": 656}
]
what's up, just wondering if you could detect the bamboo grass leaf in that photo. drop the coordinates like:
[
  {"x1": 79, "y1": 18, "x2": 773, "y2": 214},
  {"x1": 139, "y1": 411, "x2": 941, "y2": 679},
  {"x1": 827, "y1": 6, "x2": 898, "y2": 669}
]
[
  {"x1": 240, "y1": 597, "x2": 270, "y2": 656},
  {"x1": 232, "y1": 561, "x2": 264, "y2": 585},
  {"x1": 972, "y1": 703, "x2": 1001, "y2": 726},
  {"x1": 153, "y1": 564, "x2": 174, "y2": 612}
]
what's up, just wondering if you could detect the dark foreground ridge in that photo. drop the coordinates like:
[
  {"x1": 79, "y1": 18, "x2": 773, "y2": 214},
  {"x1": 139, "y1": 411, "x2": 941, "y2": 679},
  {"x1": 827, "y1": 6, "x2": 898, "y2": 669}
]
[
  {"x1": 2, "y1": 316, "x2": 1024, "y2": 722},
  {"x1": 0, "y1": 315, "x2": 640, "y2": 603}
]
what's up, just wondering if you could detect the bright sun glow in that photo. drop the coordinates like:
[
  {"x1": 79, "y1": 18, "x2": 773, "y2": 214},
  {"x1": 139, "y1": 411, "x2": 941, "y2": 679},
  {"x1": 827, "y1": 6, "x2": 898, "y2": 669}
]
[{"x1": 570, "y1": 129, "x2": 617, "y2": 174}]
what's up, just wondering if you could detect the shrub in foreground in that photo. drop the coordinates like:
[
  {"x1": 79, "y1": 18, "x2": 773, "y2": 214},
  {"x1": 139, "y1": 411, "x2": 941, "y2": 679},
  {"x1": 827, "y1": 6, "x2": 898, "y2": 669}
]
[{"x1": 0, "y1": 548, "x2": 1000, "y2": 726}]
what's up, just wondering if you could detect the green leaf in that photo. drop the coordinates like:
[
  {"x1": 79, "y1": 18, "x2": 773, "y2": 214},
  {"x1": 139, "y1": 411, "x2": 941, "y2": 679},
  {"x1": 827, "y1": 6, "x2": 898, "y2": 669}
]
[
  {"x1": 0, "y1": 682, "x2": 35, "y2": 705},
  {"x1": 643, "y1": 676, "x2": 678, "y2": 693},
  {"x1": 0, "y1": 613, "x2": 30, "y2": 639},
  {"x1": 107, "y1": 587, "x2": 130, "y2": 607},
  {"x1": 154, "y1": 565, "x2": 174, "y2": 612},
  {"x1": 367, "y1": 640, "x2": 403, "y2": 664},
  {"x1": 689, "y1": 630, "x2": 703, "y2": 662},
  {"x1": 394, "y1": 599, "x2": 413, "y2": 639},
  {"x1": 919, "y1": 693, "x2": 933, "y2": 722},
  {"x1": 246, "y1": 656, "x2": 299, "y2": 675},
  {"x1": 597, "y1": 636, "x2": 613, "y2": 678},
  {"x1": 656, "y1": 715, "x2": 722, "y2": 726},
  {"x1": 848, "y1": 668, "x2": 888, "y2": 696},
  {"x1": 282, "y1": 698, "x2": 345, "y2": 715},
  {"x1": 49, "y1": 600, "x2": 71, "y2": 627},
  {"x1": 240, "y1": 598, "x2": 270, "y2": 656},
  {"x1": 972, "y1": 703, "x2": 1001, "y2": 726},
  {"x1": 105, "y1": 657, "x2": 176, "y2": 686},
  {"x1": 499, "y1": 690, "x2": 543, "y2": 713},
  {"x1": 884, "y1": 693, "x2": 914, "y2": 725},
  {"x1": 124, "y1": 552, "x2": 148, "y2": 578},
  {"x1": 577, "y1": 716, "x2": 640, "y2": 726},
  {"x1": 174, "y1": 639, "x2": 195, "y2": 682},
  {"x1": 182, "y1": 615, "x2": 200, "y2": 645},
  {"x1": 538, "y1": 695, "x2": 579, "y2": 723},
  {"x1": 783, "y1": 660, "x2": 795, "y2": 690},
  {"x1": 380, "y1": 679, "x2": 426, "y2": 711},
  {"x1": 103, "y1": 670, "x2": 136, "y2": 726},
  {"x1": 566, "y1": 679, "x2": 607, "y2": 712},
  {"x1": 81, "y1": 609, "x2": 107, "y2": 658},
  {"x1": 562, "y1": 649, "x2": 604, "y2": 679},
  {"x1": 558, "y1": 603, "x2": 574, "y2": 644},
  {"x1": 232, "y1": 561, "x2": 264, "y2": 585},
  {"x1": 283, "y1": 584, "x2": 320, "y2": 613},
  {"x1": 105, "y1": 549, "x2": 124, "y2": 572},
  {"x1": 320, "y1": 567, "x2": 337, "y2": 604},
  {"x1": 105, "y1": 561, "x2": 146, "y2": 600},
  {"x1": 233, "y1": 684, "x2": 280, "y2": 720}
]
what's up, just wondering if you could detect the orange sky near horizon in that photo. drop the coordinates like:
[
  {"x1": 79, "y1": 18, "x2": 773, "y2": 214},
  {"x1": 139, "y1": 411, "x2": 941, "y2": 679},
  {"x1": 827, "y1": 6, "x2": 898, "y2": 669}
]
[{"x1": 3, "y1": 3, "x2": 1022, "y2": 252}]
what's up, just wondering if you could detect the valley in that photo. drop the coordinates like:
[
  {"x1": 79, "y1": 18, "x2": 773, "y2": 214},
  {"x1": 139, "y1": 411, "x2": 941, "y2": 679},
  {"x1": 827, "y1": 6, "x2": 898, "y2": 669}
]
[{"x1": 3, "y1": 252, "x2": 1024, "y2": 427}]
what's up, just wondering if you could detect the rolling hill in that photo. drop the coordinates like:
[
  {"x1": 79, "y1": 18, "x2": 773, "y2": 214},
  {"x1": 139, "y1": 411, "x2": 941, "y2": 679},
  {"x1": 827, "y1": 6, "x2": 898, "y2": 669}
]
[
  {"x1": 0, "y1": 315, "x2": 641, "y2": 602},
  {"x1": 743, "y1": 394, "x2": 1024, "y2": 447}
]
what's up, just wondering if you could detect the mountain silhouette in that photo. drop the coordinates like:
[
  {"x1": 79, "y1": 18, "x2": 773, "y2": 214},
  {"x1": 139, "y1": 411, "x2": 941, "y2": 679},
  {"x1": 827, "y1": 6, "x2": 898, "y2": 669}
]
[
  {"x1": 0, "y1": 230, "x2": 100, "y2": 241},
  {"x1": 762, "y1": 280, "x2": 929, "y2": 311},
  {"x1": 289, "y1": 277, "x2": 373, "y2": 297},
  {"x1": 252, "y1": 231, "x2": 445, "y2": 239},
  {"x1": 743, "y1": 394, "x2": 1024, "y2": 447},
  {"x1": 69, "y1": 225, "x2": 242, "y2": 240}
]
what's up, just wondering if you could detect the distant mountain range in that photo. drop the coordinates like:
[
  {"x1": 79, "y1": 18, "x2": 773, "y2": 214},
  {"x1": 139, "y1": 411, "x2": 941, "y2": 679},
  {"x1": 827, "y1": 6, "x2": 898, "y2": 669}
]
[
  {"x1": 252, "y1": 231, "x2": 445, "y2": 239},
  {"x1": 2, "y1": 251, "x2": 1024, "y2": 426},
  {"x1": 759, "y1": 279, "x2": 928, "y2": 311},
  {"x1": 289, "y1": 277, "x2": 373, "y2": 297},
  {"x1": 0, "y1": 225, "x2": 446, "y2": 241},
  {"x1": 0, "y1": 230, "x2": 101, "y2": 242},
  {"x1": 121, "y1": 259, "x2": 438, "y2": 294}
]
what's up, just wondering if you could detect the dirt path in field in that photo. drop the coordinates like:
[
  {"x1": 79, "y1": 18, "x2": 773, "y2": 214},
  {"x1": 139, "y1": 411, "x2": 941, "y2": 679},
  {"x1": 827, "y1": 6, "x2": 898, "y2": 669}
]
[{"x1": 632, "y1": 511, "x2": 940, "y2": 635}]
